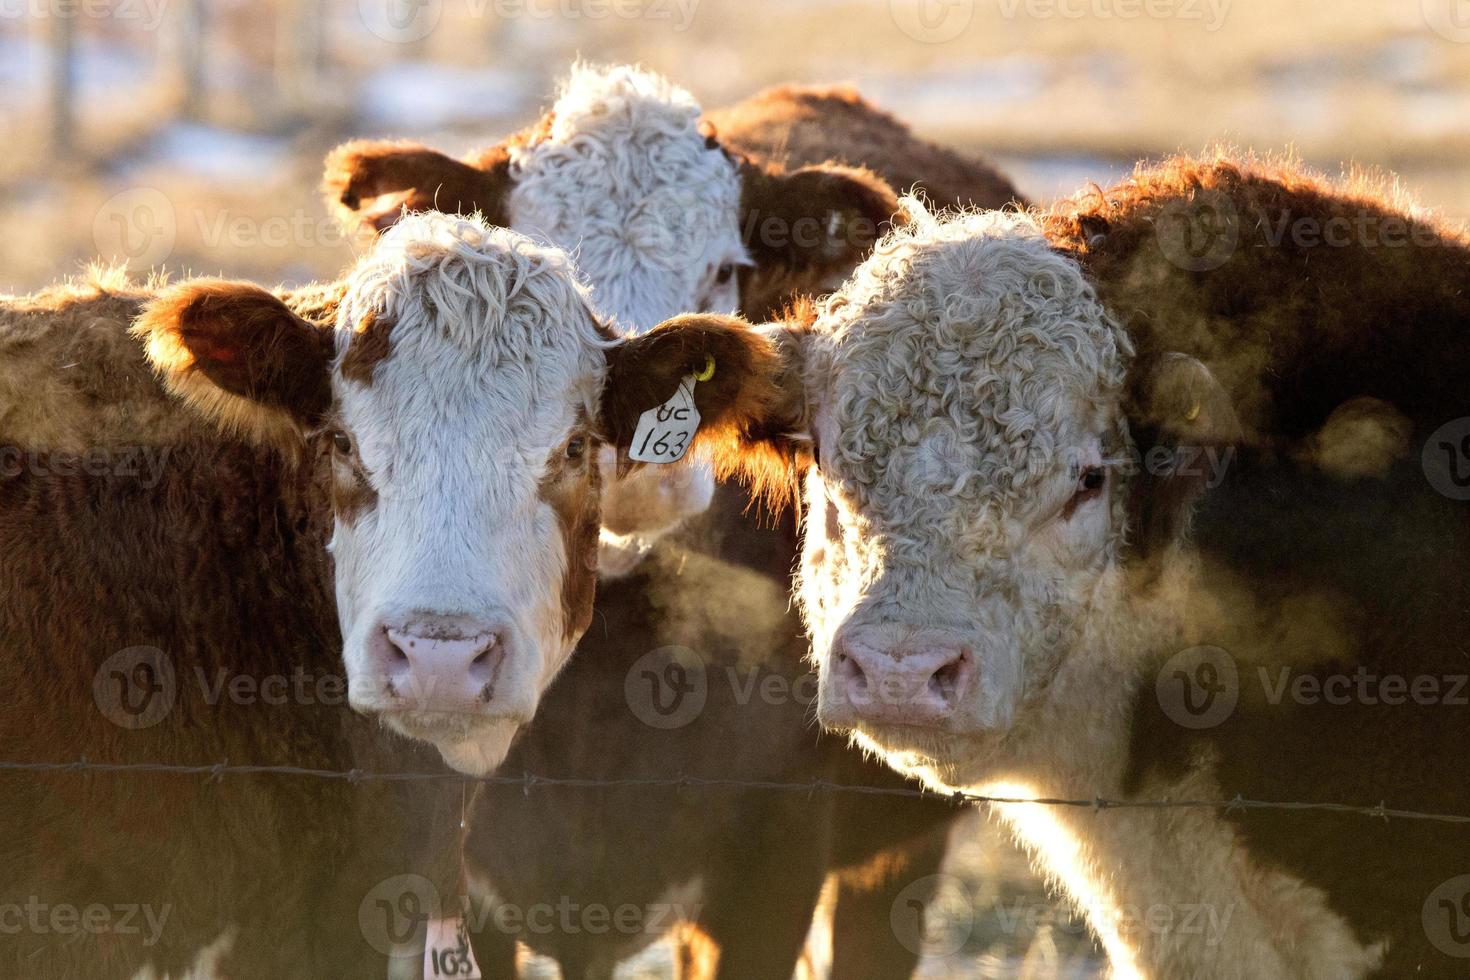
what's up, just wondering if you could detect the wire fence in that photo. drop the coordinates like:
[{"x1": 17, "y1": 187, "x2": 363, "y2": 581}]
[{"x1": 4, "y1": 758, "x2": 1469, "y2": 825}]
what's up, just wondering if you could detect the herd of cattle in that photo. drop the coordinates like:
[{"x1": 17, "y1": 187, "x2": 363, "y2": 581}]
[{"x1": 1, "y1": 62, "x2": 1467, "y2": 979}]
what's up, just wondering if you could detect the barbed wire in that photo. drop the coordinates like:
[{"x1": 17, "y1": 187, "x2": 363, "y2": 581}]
[{"x1": 3, "y1": 759, "x2": 1469, "y2": 825}]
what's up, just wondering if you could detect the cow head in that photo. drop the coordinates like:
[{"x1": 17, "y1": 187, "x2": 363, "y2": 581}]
[
  {"x1": 689, "y1": 203, "x2": 1240, "y2": 789},
  {"x1": 323, "y1": 65, "x2": 897, "y2": 559},
  {"x1": 134, "y1": 212, "x2": 775, "y2": 774}
]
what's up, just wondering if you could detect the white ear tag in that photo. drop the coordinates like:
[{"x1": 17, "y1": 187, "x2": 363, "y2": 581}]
[
  {"x1": 424, "y1": 915, "x2": 481, "y2": 979},
  {"x1": 629, "y1": 355, "x2": 715, "y2": 465}
]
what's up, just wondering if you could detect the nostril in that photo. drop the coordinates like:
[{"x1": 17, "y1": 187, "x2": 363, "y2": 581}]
[
  {"x1": 382, "y1": 627, "x2": 411, "y2": 663},
  {"x1": 927, "y1": 649, "x2": 972, "y2": 703},
  {"x1": 471, "y1": 634, "x2": 498, "y2": 667},
  {"x1": 835, "y1": 649, "x2": 868, "y2": 691}
]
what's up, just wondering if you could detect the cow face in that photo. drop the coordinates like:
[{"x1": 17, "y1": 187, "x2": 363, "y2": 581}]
[
  {"x1": 697, "y1": 205, "x2": 1238, "y2": 789},
  {"x1": 135, "y1": 213, "x2": 775, "y2": 774}
]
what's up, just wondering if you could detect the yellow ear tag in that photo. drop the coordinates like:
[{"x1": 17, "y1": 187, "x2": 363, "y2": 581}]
[
  {"x1": 693, "y1": 354, "x2": 716, "y2": 383},
  {"x1": 1185, "y1": 403, "x2": 1201, "y2": 422}
]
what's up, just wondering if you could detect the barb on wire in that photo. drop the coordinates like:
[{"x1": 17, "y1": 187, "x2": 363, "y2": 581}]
[{"x1": 2, "y1": 758, "x2": 1469, "y2": 825}]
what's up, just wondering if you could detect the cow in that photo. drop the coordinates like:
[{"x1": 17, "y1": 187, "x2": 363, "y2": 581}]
[
  {"x1": 678, "y1": 162, "x2": 1470, "y2": 978},
  {"x1": 705, "y1": 82, "x2": 1028, "y2": 321},
  {"x1": 0, "y1": 211, "x2": 772, "y2": 977}
]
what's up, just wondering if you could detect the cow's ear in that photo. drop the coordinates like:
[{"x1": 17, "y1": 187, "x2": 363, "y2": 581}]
[
  {"x1": 738, "y1": 162, "x2": 897, "y2": 299},
  {"x1": 602, "y1": 312, "x2": 811, "y2": 508},
  {"x1": 134, "y1": 280, "x2": 335, "y2": 453},
  {"x1": 322, "y1": 139, "x2": 513, "y2": 235},
  {"x1": 1124, "y1": 353, "x2": 1242, "y2": 560}
]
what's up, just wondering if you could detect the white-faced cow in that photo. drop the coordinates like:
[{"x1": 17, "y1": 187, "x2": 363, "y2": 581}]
[
  {"x1": 0, "y1": 212, "x2": 771, "y2": 977},
  {"x1": 686, "y1": 166, "x2": 1470, "y2": 978}
]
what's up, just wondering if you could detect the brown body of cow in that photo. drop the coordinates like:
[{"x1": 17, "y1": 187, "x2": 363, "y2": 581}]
[
  {"x1": 0, "y1": 329, "x2": 458, "y2": 976},
  {"x1": 705, "y1": 83, "x2": 1028, "y2": 321}
]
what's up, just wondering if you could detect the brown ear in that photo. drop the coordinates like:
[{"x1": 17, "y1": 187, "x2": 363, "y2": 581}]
[
  {"x1": 738, "y1": 162, "x2": 897, "y2": 306},
  {"x1": 1125, "y1": 353, "x2": 1243, "y2": 559},
  {"x1": 603, "y1": 310, "x2": 814, "y2": 510},
  {"x1": 133, "y1": 280, "x2": 335, "y2": 452},
  {"x1": 322, "y1": 139, "x2": 513, "y2": 235}
]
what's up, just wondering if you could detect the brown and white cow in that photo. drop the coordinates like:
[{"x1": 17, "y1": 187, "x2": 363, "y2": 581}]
[
  {"x1": 0, "y1": 212, "x2": 773, "y2": 976},
  {"x1": 682, "y1": 172, "x2": 1470, "y2": 977}
]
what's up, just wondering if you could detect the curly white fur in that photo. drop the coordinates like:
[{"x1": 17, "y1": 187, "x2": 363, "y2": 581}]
[{"x1": 507, "y1": 64, "x2": 748, "y2": 334}]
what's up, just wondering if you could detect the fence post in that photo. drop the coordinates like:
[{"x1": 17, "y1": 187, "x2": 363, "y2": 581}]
[
  {"x1": 170, "y1": 0, "x2": 209, "y2": 120},
  {"x1": 47, "y1": 7, "x2": 76, "y2": 157}
]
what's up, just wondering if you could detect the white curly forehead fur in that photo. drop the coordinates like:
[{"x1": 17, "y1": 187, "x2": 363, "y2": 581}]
[
  {"x1": 506, "y1": 63, "x2": 747, "y2": 331},
  {"x1": 807, "y1": 200, "x2": 1132, "y2": 530},
  {"x1": 333, "y1": 211, "x2": 609, "y2": 485}
]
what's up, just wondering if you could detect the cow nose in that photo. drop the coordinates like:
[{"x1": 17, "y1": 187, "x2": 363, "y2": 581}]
[
  {"x1": 370, "y1": 615, "x2": 506, "y2": 710},
  {"x1": 828, "y1": 631, "x2": 973, "y2": 726}
]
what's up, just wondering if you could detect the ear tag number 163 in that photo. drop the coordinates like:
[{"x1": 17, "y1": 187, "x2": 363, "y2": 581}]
[{"x1": 629, "y1": 357, "x2": 714, "y2": 465}]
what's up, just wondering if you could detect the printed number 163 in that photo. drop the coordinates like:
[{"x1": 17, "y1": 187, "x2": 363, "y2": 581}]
[{"x1": 638, "y1": 428, "x2": 691, "y2": 459}]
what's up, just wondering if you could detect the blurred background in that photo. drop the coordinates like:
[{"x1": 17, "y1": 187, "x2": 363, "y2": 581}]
[
  {"x1": 2, "y1": 1, "x2": 1466, "y2": 975},
  {"x1": 3, "y1": 0, "x2": 1469, "y2": 296}
]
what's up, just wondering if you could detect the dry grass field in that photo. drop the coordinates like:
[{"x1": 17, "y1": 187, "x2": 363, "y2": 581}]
[{"x1": 2, "y1": 2, "x2": 1465, "y2": 975}]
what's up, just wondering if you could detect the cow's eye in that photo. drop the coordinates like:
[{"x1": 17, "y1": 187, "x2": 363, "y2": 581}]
[
  {"x1": 332, "y1": 431, "x2": 353, "y2": 455},
  {"x1": 1078, "y1": 466, "x2": 1106, "y2": 495},
  {"x1": 566, "y1": 436, "x2": 587, "y2": 462},
  {"x1": 715, "y1": 263, "x2": 736, "y2": 286}
]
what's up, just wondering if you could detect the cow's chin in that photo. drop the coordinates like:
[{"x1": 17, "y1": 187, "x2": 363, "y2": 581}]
[
  {"x1": 846, "y1": 724, "x2": 1009, "y2": 795},
  {"x1": 384, "y1": 712, "x2": 523, "y2": 776}
]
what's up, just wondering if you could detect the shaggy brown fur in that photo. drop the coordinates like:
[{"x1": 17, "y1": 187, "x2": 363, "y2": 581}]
[
  {"x1": 707, "y1": 84, "x2": 1026, "y2": 320},
  {"x1": 339, "y1": 309, "x2": 396, "y2": 386},
  {"x1": 1044, "y1": 153, "x2": 1470, "y2": 448},
  {"x1": 0, "y1": 269, "x2": 346, "y2": 453},
  {"x1": 0, "y1": 426, "x2": 463, "y2": 976},
  {"x1": 707, "y1": 83, "x2": 1024, "y2": 211}
]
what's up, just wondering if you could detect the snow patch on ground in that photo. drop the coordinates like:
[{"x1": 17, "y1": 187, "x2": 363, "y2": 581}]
[{"x1": 358, "y1": 62, "x2": 534, "y2": 131}]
